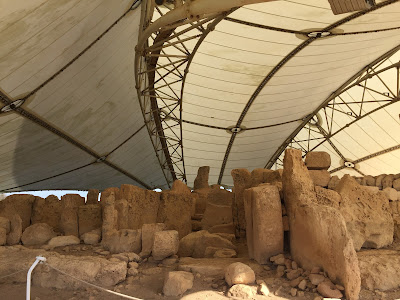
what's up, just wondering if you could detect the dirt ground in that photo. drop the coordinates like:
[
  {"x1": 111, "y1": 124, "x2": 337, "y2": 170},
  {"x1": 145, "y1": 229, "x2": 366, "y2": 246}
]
[{"x1": 1, "y1": 241, "x2": 400, "y2": 300}]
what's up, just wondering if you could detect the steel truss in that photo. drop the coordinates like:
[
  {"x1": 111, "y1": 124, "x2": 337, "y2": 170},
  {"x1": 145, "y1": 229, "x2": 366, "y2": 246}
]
[
  {"x1": 267, "y1": 48, "x2": 400, "y2": 175},
  {"x1": 135, "y1": 0, "x2": 244, "y2": 186}
]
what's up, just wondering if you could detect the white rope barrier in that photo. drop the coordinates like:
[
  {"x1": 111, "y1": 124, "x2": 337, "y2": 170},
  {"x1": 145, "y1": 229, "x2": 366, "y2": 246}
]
[
  {"x1": 0, "y1": 269, "x2": 26, "y2": 279},
  {"x1": 44, "y1": 262, "x2": 144, "y2": 300}
]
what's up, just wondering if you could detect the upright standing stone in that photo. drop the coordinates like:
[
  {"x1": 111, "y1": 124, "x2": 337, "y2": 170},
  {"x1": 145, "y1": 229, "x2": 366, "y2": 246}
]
[
  {"x1": 231, "y1": 169, "x2": 252, "y2": 238},
  {"x1": 382, "y1": 175, "x2": 394, "y2": 189},
  {"x1": 282, "y1": 149, "x2": 360, "y2": 300},
  {"x1": 141, "y1": 223, "x2": 167, "y2": 256},
  {"x1": 193, "y1": 166, "x2": 210, "y2": 190},
  {"x1": 60, "y1": 194, "x2": 85, "y2": 237},
  {"x1": 0, "y1": 194, "x2": 35, "y2": 230},
  {"x1": 119, "y1": 185, "x2": 160, "y2": 229},
  {"x1": 31, "y1": 195, "x2": 61, "y2": 231},
  {"x1": 115, "y1": 199, "x2": 129, "y2": 230},
  {"x1": 78, "y1": 204, "x2": 102, "y2": 236},
  {"x1": 86, "y1": 189, "x2": 100, "y2": 204},
  {"x1": 336, "y1": 175, "x2": 393, "y2": 250},
  {"x1": 244, "y1": 184, "x2": 283, "y2": 264},
  {"x1": 101, "y1": 188, "x2": 118, "y2": 242},
  {"x1": 6, "y1": 214, "x2": 22, "y2": 245},
  {"x1": 157, "y1": 190, "x2": 193, "y2": 239}
]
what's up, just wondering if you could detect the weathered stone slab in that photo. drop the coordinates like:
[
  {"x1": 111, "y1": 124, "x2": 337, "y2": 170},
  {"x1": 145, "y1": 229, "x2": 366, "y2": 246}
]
[
  {"x1": 152, "y1": 230, "x2": 179, "y2": 260},
  {"x1": 21, "y1": 223, "x2": 56, "y2": 246},
  {"x1": 231, "y1": 169, "x2": 252, "y2": 238},
  {"x1": 86, "y1": 189, "x2": 99, "y2": 204},
  {"x1": 158, "y1": 191, "x2": 193, "y2": 239},
  {"x1": 31, "y1": 195, "x2": 61, "y2": 232},
  {"x1": 393, "y1": 178, "x2": 400, "y2": 191},
  {"x1": 305, "y1": 151, "x2": 331, "y2": 170},
  {"x1": 0, "y1": 194, "x2": 35, "y2": 230},
  {"x1": 120, "y1": 184, "x2": 160, "y2": 229},
  {"x1": 328, "y1": 175, "x2": 340, "y2": 190},
  {"x1": 201, "y1": 202, "x2": 233, "y2": 230},
  {"x1": 308, "y1": 170, "x2": 330, "y2": 187},
  {"x1": 193, "y1": 166, "x2": 210, "y2": 190},
  {"x1": 244, "y1": 184, "x2": 283, "y2": 264},
  {"x1": 78, "y1": 204, "x2": 102, "y2": 236},
  {"x1": 314, "y1": 186, "x2": 341, "y2": 209},
  {"x1": 6, "y1": 214, "x2": 22, "y2": 245},
  {"x1": 60, "y1": 194, "x2": 85, "y2": 237},
  {"x1": 382, "y1": 175, "x2": 394, "y2": 189},
  {"x1": 104, "y1": 229, "x2": 141, "y2": 254},
  {"x1": 141, "y1": 223, "x2": 166, "y2": 256},
  {"x1": 362, "y1": 175, "x2": 376, "y2": 187},
  {"x1": 336, "y1": 175, "x2": 394, "y2": 250},
  {"x1": 358, "y1": 250, "x2": 400, "y2": 291},
  {"x1": 282, "y1": 149, "x2": 361, "y2": 300},
  {"x1": 383, "y1": 187, "x2": 398, "y2": 201}
]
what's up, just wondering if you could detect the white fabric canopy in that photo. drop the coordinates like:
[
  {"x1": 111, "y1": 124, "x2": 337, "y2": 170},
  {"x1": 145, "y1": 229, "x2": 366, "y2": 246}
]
[{"x1": 0, "y1": 0, "x2": 399, "y2": 191}]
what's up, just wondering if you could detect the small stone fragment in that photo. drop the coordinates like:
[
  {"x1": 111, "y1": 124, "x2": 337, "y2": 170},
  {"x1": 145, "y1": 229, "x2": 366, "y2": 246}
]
[{"x1": 163, "y1": 271, "x2": 194, "y2": 297}]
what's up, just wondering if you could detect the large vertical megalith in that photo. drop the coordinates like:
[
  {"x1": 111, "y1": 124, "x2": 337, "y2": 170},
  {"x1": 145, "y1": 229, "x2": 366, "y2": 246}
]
[
  {"x1": 244, "y1": 184, "x2": 283, "y2": 264},
  {"x1": 0, "y1": 194, "x2": 35, "y2": 230},
  {"x1": 31, "y1": 195, "x2": 61, "y2": 231},
  {"x1": 60, "y1": 194, "x2": 85, "y2": 237},
  {"x1": 193, "y1": 166, "x2": 210, "y2": 190},
  {"x1": 335, "y1": 175, "x2": 393, "y2": 250},
  {"x1": 231, "y1": 169, "x2": 252, "y2": 238},
  {"x1": 282, "y1": 149, "x2": 360, "y2": 300},
  {"x1": 86, "y1": 189, "x2": 99, "y2": 205},
  {"x1": 78, "y1": 204, "x2": 102, "y2": 236}
]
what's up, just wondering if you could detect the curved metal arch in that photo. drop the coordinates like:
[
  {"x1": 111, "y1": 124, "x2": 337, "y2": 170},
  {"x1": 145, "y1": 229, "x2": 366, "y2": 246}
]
[
  {"x1": 135, "y1": 0, "x2": 277, "y2": 186},
  {"x1": 267, "y1": 46, "x2": 400, "y2": 172},
  {"x1": 216, "y1": 0, "x2": 400, "y2": 184}
]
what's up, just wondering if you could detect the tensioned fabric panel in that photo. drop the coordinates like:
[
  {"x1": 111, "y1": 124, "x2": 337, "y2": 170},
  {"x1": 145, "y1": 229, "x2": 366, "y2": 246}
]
[{"x1": 0, "y1": 0, "x2": 168, "y2": 191}]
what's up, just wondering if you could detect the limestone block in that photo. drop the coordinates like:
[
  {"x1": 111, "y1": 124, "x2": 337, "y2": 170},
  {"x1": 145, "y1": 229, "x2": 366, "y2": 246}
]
[
  {"x1": 152, "y1": 230, "x2": 179, "y2": 260},
  {"x1": 244, "y1": 184, "x2": 283, "y2": 264},
  {"x1": 231, "y1": 169, "x2": 252, "y2": 238},
  {"x1": 31, "y1": 195, "x2": 61, "y2": 231},
  {"x1": 6, "y1": 214, "x2": 22, "y2": 245},
  {"x1": 157, "y1": 191, "x2": 193, "y2": 239},
  {"x1": 0, "y1": 228, "x2": 6, "y2": 245},
  {"x1": 382, "y1": 175, "x2": 394, "y2": 189},
  {"x1": 21, "y1": 223, "x2": 56, "y2": 246},
  {"x1": 282, "y1": 149, "x2": 361, "y2": 300},
  {"x1": 81, "y1": 229, "x2": 101, "y2": 245},
  {"x1": 33, "y1": 255, "x2": 127, "y2": 289},
  {"x1": 163, "y1": 271, "x2": 194, "y2": 296},
  {"x1": 362, "y1": 175, "x2": 376, "y2": 187},
  {"x1": 228, "y1": 284, "x2": 257, "y2": 299},
  {"x1": 141, "y1": 223, "x2": 166, "y2": 256},
  {"x1": 208, "y1": 223, "x2": 235, "y2": 234},
  {"x1": 358, "y1": 251, "x2": 400, "y2": 291},
  {"x1": 60, "y1": 194, "x2": 85, "y2": 237},
  {"x1": 101, "y1": 189, "x2": 118, "y2": 238},
  {"x1": 383, "y1": 187, "x2": 398, "y2": 201},
  {"x1": 119, "y1": 184, "x2": 160, "y2": 229},
  {"x1": 115, "y1": 199, "x2": 128, "y2": 230},
  {"x1": 305, "y1": 151, "x2": 331, "y2": 170},
  {"x1": 225, "y1": 262, "x2": 255, "y2": 286},
  {"x1": 375, "y1": 174, "x2": 386, "y2": 189},
  {"x1": 0, "y1": 194, "x2": 35, "y2": 230},
  {"x1": 314, "y1": 186, "x2": 341, "y2": 209},
  {"x1": 393, "y1": 178, "x2": 400, "y2": 191},
  {"x1": 86, "y1": 189, "x2": 99, "y2": 204},
  {"x1": 0, "y1": 217, "x2": 10, "y2": 234},
  {"x1": 193, "y1": 166, "x2": 210, "y2": 190},
  {"x1": 201, "y1": 202, "x2": 233, "y2": 230},
  {"x1": 336, "y1": 175, "x2": 394, "y2": 250},
  {"x1": 104, "y1": 229, "x2": 142, "y2": 254},
  {"x1": 308, "y1": 170, "x2": 330, "y2": 187},
  {"x1": 178, "y1": 230, "x2": 236, "y2": 258},
  {"x1": 78, "y1": 204, "x2": 102, "y2": 236},
  {"x1": 363, "y1": 186, "x2": 379, "y2": 194},
  {"x1": 171, "y1": 180, "x2": 191, "y2": 194},
  {"x1": 328, "y1": 175, "x2": 340, "y2": 190},
  {"x1": 47, "y1": 235, "x2": 80, "y2": 249}
]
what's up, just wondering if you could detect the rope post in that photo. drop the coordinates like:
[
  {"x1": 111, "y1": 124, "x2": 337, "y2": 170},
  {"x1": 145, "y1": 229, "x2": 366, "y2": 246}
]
[{"x1": 26, "y1": 256, "x2": 46, "y2": 300}]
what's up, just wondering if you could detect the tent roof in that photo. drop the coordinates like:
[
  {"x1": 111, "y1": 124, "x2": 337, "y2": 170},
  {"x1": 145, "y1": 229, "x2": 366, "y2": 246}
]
[{"x1": 0, "y1": 0, "x2": 399, "y2": 192}]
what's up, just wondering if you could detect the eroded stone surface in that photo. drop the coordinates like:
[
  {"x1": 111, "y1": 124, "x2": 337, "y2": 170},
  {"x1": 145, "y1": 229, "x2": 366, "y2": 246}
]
[
  {"x1": 31, "y1": 195, "x2": 61, "y2": 232},
  {"x1": 305, "y1": 151, "x2": 331, "y2": 170},
  {"x1": 231, "y1": 169, "x2": 252, "y2": 238},
  {"x1": 193, "y1": 166, "x2": 210, "y2": 190},
  {"x1": 0, "y1": 194, "x2": 35, "y2": 230},
  {"x1": 201, "y1": 202, "x2": 233, "y2": 230},
  {"x1": 308, "y1": 170, "x2": 330, "y2": 187},
  {"x1": 6, "y1": 214, "x2": 22, "y2": 245},
  {"x1": 336, "y1": 175, "x2": 394, "y2": 250},
  {"x1": 244, "y1": 184, "x2": 283, "y2": 264},
  {"x1": 21, "y1": 223, "x2": 56, "y2": 246},
  {"x1": 225, "y1": 262, "x2": 255, "y2": 286},
  {"x1": 141, "y1": 223, "x2": 166, "y2": 256},
  {"x1": 163, "y1": 271, "x2": 194, "y2": 296},
  {"x1": 282, "y1": 149, "x2": 361, "y2": 300},
  {"x1": 152, "y1": 230, "x2": 179, "y2": 261}
]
